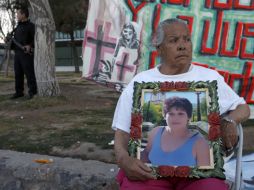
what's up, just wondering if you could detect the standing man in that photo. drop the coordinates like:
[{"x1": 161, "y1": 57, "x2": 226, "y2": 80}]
[{"x1": 10, "y1": 6, "x2": 37, "y2": 99}]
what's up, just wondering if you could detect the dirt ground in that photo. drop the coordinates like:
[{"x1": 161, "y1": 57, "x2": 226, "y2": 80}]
[
  {"x1": 0, "y1": 72, "x2": 254, "y2": 164},
  {"x1": 0, "y1": 73, "x2": 120, "y2": 163}
]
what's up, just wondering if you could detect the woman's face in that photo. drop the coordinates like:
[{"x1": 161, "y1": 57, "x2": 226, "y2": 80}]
[
  {"x1": 166, "y1": 107, "x2": 189, "y2": 129},
  {"x1": 157, "y1": 23, "x2": 192, "y2": 72}
]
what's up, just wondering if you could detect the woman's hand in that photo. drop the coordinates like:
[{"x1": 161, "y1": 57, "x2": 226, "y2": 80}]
[
  {"x1": 220, "y1": 119, "x2": 238, "y2": 150},
  {"x1": 120, "y1": 155, "x2": 156, "y2": 181},
  {"x1": 220, "y1": 104, "x2": 250, "y2": 149},
  {"x1": 114, "y1": 129, "x2": 156, "y2": 181}
]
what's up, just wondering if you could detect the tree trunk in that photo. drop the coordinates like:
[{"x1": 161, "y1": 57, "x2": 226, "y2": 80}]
[
  {"x1": 5, "y1": 49, "x2": 10, "y2": 77},
  {"x1": 28, "y1": 0, "x2": 60, "y2": 96},
  {"x1": 0, "y1": 48, "x2": 10, "y2": 77},
  {"x1": 70, "y1": 32, "x2": 80, "y2": 73},
  {"x1": 0, "y1": 49, "x2": 7, "y2": 71}
]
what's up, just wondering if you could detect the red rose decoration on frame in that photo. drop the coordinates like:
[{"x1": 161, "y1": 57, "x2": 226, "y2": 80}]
[
  {"x1": 160, "y1": 82, "x2": 175, "y2": 91},
  {"x1": 208, "y1": 125, "x2": 221, "y2": 141},
  {"x1": 174, "y1": 166, "x2": 190, "y2": 178},
  {"x1": 208, "y1": 112, "x2": 221, "y2": 125},
  {"x1": 130, "y1": 125, "x2": 142, "y2": 139},
  {"x1": 174, "y1": 82, "x2": 189, "y2": 90},
  {"x1": 160, "y1": 82, "x2": 189, "y2": 91},
  {"x1": 130, "y1": 113, "x2": 143, "y2": 139},
  {"x1": 158, "y1": 166, "x2": 175, "y2": 177},
  {"x1": 131, "y1": 113, "x2": 143, "y2": 127}
]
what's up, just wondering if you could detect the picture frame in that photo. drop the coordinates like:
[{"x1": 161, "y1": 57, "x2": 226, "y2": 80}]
[{"x1": 128, "y1": 81, "x2": 225, "y2": 179}]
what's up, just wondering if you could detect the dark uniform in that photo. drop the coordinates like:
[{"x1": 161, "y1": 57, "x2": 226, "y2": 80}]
[{"x1": 12, "y1": 20, "x2": 37, "y2": 98}]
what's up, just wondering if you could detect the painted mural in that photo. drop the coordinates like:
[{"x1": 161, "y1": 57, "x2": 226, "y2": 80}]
[{"x1": 82, "y1": 0, "x2": 254, "y2": 117}]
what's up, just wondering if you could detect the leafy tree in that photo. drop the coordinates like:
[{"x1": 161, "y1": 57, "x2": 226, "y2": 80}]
[
  {"x1": 0, "y1": 0, "x2": 29, "y2": 39},
  {"x1": 200, "y1": 96, "x2": 208, "y2": 121},
  {"x1": 0, "y1": 0, "x2": 17, "y2": 37},
  {"x1": 49, "y1": 0, "x2": 88, "y2": 73},
  {"x1": 0, "y1": 0, "x2": 17, "y2": 75},
  {"x1": 143, "y1": 102, "x2": 164, "y2": 125}
]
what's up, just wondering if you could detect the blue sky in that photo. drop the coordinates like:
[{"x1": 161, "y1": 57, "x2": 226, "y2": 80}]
[{"x1": 143, "y1": 91, "x2": 207, "y2": 105}]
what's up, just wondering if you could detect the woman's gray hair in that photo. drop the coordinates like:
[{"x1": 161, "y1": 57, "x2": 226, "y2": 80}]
[{"x1": 153, "y1": 18, "x2": 187, "y2": 47}]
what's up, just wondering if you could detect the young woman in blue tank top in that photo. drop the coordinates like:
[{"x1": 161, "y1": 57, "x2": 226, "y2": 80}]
[{"x1": 141, "y1": 96, "x2": 210, "y2": 167}]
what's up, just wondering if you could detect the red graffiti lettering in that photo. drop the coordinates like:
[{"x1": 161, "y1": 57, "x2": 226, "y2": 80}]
[
  {"x1": 193, "y1": 62, "x2": 254, "y2": 104},
  {"x1": 244, "y1": 23, "x2": 254, "y2": 36},
  {"x1": 240, "y1": 62, "x2": 252, "y2": 97},
  {"x1": 201, "y1": 11, "x2": 223, "y2": 55},
  {"x1": 205, "y1": 0, "x2": 254, "y2": 10},
  {"x1": 177, "y1": 15, "x2": 194, "y2": 35},
  {"x1": 229, "y1": 62, "x2": 252, "y2": 99},
  {"x1": 160, "y1": 0, "x2": 190, "y2": 6},
  {"x1": 205, "y1": 0, "x2": 212, "y2": 8},
  {"x1": 240, "y1": 23, "x2": 254, "y2": 59},
  {"x1": 246, "y1": 77, "x2": 254, "y2": 104},
  {"x1": 149, "y1": 51, "x2": 158, "y2": 69},
  {"x1": 240, "y1": 38, "x2": 254, "y2": 59},
  {"x1": 126, "y1": 0, "x2": 147, "y2": 21},
  {"x1": 234, "y1": 0, "x2": 254, "y2": 10},
  {"x1": 213, "y1": 0, "x2": 233, "y2": 9},
  {"x1": 201, "y1": 20, "x2": 253, "y2": 59},
  {"x1": 220, "y1": 22, "x2": 243, "y2": 57},
  {"x1": 168, "y1": 0, "x2": 190, "y2": 6},
  {"x1": 192, "y1": 62, "x2": 209, "y2": 68},
  {"x1": 153, "y1": 4, "x2": 162, "y2": 34}
]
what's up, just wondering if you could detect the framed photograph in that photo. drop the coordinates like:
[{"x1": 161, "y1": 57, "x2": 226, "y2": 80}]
[{"x1": 128, "y1": 81, "x2": 225, "y2": 179}]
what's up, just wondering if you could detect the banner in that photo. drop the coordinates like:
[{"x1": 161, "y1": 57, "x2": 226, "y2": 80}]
[{"x1": 82, "y1": 0, "x2": 254, "y2": 117}]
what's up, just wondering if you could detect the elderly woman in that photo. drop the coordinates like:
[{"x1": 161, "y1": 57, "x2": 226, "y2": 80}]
[
  {"x1": 112, "y1": 18, "x2": 250, "y2": 190},
  {"x1": 141, "y1": 97, "x2": 210, "y2": 167}
]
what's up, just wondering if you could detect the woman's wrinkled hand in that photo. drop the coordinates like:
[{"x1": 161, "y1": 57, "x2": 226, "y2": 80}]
[
  {"x1": 220, "y1": 119, "x2": 238, "y2": 151},
  {"x1": 120, "y1": 156, "x2": 156, "y2": 181}
]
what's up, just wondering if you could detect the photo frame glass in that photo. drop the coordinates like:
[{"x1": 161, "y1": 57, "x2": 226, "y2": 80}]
[{"x1": 129, "y1": 81, "x2": 225, "y2": 179}]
